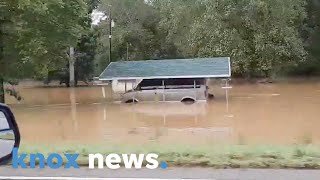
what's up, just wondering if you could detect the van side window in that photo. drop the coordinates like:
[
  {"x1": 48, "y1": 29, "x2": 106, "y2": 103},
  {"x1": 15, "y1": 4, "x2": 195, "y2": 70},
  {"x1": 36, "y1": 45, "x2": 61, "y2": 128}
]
[{"x1": 139, "y1": 78, "x2": 205, "y2": 90}]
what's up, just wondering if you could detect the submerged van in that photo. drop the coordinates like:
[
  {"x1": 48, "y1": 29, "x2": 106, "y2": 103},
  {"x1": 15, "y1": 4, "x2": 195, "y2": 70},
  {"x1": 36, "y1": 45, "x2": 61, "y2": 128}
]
[
  {"x1": 120, "y1": 78, "x2": 210, "y2": 104},
  {"x1": 98, "y1": 57, "x2": 231, "y2": 103}
]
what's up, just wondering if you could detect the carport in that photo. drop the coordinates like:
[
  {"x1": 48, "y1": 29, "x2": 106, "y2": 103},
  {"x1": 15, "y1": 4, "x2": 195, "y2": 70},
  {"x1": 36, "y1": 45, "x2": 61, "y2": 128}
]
[{"x1": 98, "y1": 57, "x2": 232, "y2": 102}]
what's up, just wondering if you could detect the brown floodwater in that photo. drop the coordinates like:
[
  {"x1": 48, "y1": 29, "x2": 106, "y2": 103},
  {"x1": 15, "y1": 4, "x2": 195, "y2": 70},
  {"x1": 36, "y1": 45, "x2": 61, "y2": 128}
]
[{"x1": 5, "y1": 80, "x2": 320, "y2": 146}]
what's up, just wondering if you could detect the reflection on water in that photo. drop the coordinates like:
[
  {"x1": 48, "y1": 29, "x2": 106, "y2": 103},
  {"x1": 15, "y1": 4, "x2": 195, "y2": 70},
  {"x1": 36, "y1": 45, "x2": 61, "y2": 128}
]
[
  {"x1": 0, "y1": 130, "x2": 15, "y2": 157},
  {"x1": 6, "y1": 80, "x2": 320, "y2": 145}
]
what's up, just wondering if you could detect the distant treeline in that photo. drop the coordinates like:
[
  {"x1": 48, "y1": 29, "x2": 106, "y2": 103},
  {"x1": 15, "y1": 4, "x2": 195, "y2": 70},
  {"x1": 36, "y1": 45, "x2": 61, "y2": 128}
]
[
  {"x1": 1, "y1": 0, "x2": 320, "y2": 96},
  {"x1": 96, "y1": 0, "x2": 320, "y2": 78}
]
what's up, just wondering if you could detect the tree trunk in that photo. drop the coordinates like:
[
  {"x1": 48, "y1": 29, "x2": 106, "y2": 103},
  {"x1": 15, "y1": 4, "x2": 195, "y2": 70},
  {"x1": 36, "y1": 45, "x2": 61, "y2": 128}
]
[
  {"x1": 0, "y1": 24, "x2": 4, "y2": 103},
  {"x1": 69, "y1": 47, "x2": 75, "y2": 87},
  {"x1": 0, "y1": 76, "x2": 5, "y2": 103}
]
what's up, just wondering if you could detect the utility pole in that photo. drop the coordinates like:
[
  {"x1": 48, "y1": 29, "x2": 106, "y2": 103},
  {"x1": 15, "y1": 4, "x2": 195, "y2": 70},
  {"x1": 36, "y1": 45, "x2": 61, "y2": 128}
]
[
  {"x1": 69, "y1": 47, "x2": 75, "y2": 87},
  {"x1": 127, "y1": 42, "x2": 129, "y2": 61}
]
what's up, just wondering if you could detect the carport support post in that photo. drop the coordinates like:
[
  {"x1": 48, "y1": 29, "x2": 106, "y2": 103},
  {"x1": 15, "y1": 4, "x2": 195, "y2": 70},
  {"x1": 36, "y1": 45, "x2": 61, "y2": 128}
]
[
  {"x1": 125, "y1": 80, "x2": 127, "y2": 92},
  {"x1": 102, "y1": 86, "x2": 106, "y2": 99},
  {"x1": 194, "y1": 80, "x2": 197, "y2": 101},
  {"x1": 111, "y1": 83, "x2": 114, "y2": 102},
  {"x1": 162, "y1": 80, "x2": 165, "y2": 101},
  {"x1": 225, "y1": 79, "x2": 229, "y2": 113},
  {"x1": 132, "y1": 81, "x2": 135, "y2": 103}
]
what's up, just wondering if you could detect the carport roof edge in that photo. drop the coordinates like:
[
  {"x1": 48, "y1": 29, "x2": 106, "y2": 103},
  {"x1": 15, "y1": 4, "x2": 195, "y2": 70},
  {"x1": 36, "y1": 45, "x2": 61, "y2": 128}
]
[{"x1": 99, "y1": 57, "x2": 231, "y2": 80}]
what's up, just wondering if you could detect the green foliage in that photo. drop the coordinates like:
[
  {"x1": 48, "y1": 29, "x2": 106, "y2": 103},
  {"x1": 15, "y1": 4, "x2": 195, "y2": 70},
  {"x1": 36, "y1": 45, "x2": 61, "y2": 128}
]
[
  {"x1": 88, "y1": 0, "x2": 100, "y2": 13},
  {"x1": 154, "y1": 0, "x2": 308, "y2": 77},
  {"x1": 1, "y1": 0, "x2": 320, "y2": 100},
  {"x1": 16, "y1": 0, "x2": 88, "y2": 78},
  {"x1": 1, "y1": 0, "x2": 89, "y2": 81},
  {"x1": 43, "y1": 0, "x2": 98, "y2": 86},
  {"x1": 94, "y1": 0, "x2": 180, "y2": 74},
  {"x1": 0, "y1": 0, "x2": 20, "y2": 78},
  {"x1": 289, "y1": 0, "x2": 320, "y2": 76},
  {"x1": 0, "y1": 0, "x2": 90, "y2": 102},
  {"x1": 76, "y1": 30, "x2": 98, "y2": 82},
  {"x1": 0, "y1": 0, "x2": 22, "y2": 102},
  {"x1": 93, "y1": 0, "x2": 319, "y2": 78}
]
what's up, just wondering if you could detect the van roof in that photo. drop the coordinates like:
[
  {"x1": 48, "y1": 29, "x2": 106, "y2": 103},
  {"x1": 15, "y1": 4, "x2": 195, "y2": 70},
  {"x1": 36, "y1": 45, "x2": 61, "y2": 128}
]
[{"x1": 99, "y1": 57, "x2": 231, "y2": 80}]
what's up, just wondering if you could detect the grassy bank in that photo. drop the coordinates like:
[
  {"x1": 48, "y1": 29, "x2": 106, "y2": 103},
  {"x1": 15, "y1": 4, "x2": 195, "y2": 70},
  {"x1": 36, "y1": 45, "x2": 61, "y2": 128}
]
[{"x1": 19, "y1": 143, "x2": 320, "y2": 169}]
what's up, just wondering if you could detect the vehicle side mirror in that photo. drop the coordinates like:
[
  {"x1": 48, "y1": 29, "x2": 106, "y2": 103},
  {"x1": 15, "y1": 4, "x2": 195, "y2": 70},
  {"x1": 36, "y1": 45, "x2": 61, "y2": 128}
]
[{"x1": 0, "y1": 104, "x2": 20, "y2": 165}]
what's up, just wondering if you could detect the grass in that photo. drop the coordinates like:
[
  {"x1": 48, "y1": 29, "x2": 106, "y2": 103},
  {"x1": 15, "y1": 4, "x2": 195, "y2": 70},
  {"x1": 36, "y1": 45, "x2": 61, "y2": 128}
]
[{"x1": 18, "y1": 142, "x2": 320, "y2": 169}]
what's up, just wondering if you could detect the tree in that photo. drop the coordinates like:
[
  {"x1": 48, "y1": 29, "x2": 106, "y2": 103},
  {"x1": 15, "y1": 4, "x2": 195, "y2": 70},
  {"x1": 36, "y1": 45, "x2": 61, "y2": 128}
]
[
  {"x1": 291, "y1": 0, "x2": 320, "y2": 76},
  {"x1": 94, "y1": 0, "x2": 180, "y2": 74},
  {"x1": 0, "y1": 0, "x2": 88, "y2": 102},
  {"x1": 46, "y1": 0, "x2": 99, "y2": 87},
  {"x1": 73, "y1": 0, "x2": 99, "y2": 84},
  {"x1": 153, "y1": 0, "x2": 307, "y2": 77},
  {"x1": 17, "y1": 0, "x2": 88, "y2": 77},
  {"x1": 0, "y1": 0, "x2": 20, "y2": 102},
  {"x1": 75, "y1": 31, "x2": 98, "y2": 84}
]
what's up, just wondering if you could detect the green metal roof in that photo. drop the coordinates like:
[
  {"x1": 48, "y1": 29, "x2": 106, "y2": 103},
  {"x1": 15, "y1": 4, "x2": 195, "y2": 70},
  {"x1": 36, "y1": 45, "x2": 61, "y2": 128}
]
[{"x1": 99, "y1": 57, "x2": 231, "y2": 80}]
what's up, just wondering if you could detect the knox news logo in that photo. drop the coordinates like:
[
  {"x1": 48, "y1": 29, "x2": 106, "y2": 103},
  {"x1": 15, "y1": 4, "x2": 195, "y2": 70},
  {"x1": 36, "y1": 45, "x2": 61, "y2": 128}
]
[{"x1": 11, "y1": 148, "x2": 168, "y2": 169}]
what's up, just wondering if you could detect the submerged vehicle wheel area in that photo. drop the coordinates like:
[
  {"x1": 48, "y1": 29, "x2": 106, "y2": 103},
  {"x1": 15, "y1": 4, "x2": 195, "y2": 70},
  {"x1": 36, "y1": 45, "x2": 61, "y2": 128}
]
[
  {"x1": 208, "y1": 93, "x2": 215, "y2": 100},
  {"x1": 181, "y1": 98, "x2": 196, "y2": 105},
  {"x1": 125, "y1": 99, "x2": 139, "y2": 104}
]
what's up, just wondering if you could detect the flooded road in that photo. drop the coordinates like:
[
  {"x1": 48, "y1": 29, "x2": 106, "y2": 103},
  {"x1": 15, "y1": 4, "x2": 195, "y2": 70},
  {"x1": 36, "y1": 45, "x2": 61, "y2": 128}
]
[{"x1": 5, "y1": 80, "x2": 320, "y2": 146}]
